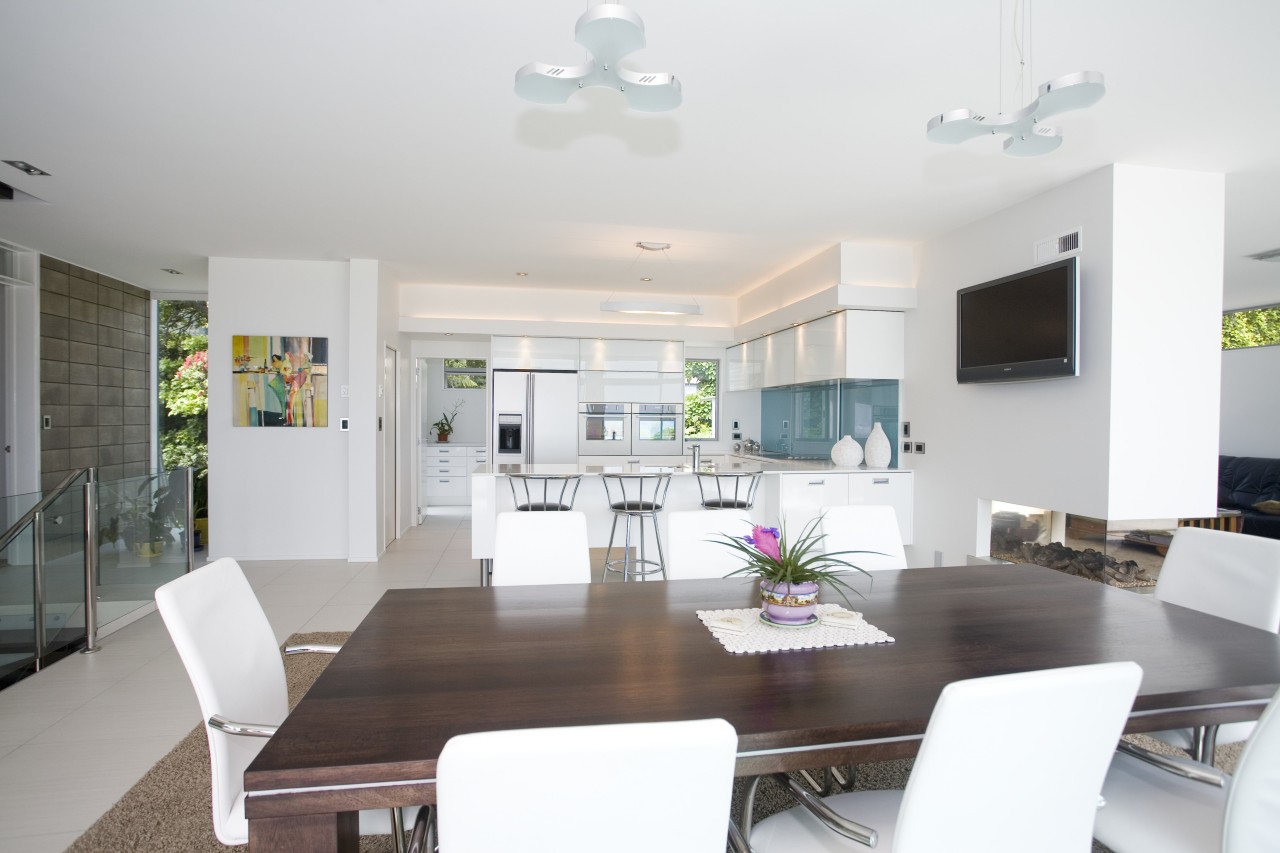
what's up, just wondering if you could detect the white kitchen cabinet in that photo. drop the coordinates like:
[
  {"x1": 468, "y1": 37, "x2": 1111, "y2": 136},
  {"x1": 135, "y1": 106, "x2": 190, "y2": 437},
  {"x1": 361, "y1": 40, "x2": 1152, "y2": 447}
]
[
  {"x1": 490, "y1": 336, "x2": 580, "y2": 370},
  {"x1": 422, "y1": 444, "x2": 486, "y2": 506},
  {"x1": 848, "y1": 471, "x2": 913, "y2": 544},
  {"x1": 762, "y1": 328, "x2": 796, "y2": 388},
  {"x1": 794, "y1": 313, "x2": 845, "y2": 384},
  {"x1": 768, "y1": 472, "x2": 849, "y2": 533},
  {"x1": 579, "y1": 371, "x2": 680, "y2": 403},
  {"x1": 578, "y1": 339, "x2": 684, "y2": 372},
  {"x1": 726, "y1": 338, "x2": 765, "y2": 391},
  {"x1": 764, "y1": 469, "x2": 914, "y2": 545}
]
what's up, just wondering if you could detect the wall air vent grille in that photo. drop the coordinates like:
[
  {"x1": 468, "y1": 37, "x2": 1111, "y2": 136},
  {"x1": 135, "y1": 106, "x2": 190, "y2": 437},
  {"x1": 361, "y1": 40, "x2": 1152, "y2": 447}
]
[{"x1": 1034, "y1": 229, "x2": 1082, "y2": 265}]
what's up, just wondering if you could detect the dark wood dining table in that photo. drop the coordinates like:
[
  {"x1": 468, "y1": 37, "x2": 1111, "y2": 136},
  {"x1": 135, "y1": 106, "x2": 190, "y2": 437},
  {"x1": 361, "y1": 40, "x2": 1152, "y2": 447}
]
[{"x1": 243, "y1": 564, "x2": 1280, "y2": 852}]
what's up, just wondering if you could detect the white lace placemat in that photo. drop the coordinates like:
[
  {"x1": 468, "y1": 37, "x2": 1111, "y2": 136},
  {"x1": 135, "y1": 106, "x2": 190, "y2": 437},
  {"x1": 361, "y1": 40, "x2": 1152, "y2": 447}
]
[{"x1": 695, "y1": 603, "x2": 895, "y2": 654}]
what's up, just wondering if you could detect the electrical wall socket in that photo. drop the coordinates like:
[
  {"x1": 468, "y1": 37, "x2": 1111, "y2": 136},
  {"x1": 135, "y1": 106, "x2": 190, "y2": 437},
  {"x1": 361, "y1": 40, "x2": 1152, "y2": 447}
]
[
  {"x1": 902, "y1": 441, "x2": 913, "y2": 453},
  {"x1": 914, "y1": 442, "x2": 926, "y2": 454}
]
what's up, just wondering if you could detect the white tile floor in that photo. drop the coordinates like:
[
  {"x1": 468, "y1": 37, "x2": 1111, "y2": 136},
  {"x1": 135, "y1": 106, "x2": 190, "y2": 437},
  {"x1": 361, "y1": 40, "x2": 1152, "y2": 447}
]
[{"x1": 0, "y1": 508, "x2": 479, "y2": 853}]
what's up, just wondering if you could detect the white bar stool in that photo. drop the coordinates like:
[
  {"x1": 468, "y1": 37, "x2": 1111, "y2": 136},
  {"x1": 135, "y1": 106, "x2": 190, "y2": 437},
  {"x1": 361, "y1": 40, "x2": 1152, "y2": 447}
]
[{"x1": 601, "y1": 472, "x2": 672, "y2": 581}]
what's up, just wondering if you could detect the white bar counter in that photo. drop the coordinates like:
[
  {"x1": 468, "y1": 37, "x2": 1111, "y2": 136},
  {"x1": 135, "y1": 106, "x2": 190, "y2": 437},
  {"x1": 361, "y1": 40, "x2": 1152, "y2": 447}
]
[{"x1": 470, "y1": 456, "x2": 913, "y2": 562}]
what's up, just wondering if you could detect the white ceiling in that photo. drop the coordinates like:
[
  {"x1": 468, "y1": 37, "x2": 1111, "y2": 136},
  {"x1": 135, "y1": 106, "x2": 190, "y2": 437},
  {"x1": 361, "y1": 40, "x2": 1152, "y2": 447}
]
[{"x1": 1, "y1": 0, "x2": 1278, "y2": 312}]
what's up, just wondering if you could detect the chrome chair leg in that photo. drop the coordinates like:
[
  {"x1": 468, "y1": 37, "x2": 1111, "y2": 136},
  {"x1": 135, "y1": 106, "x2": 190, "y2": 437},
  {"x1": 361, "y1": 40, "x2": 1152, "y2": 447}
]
[
  {"x1": 1193, "y1": 724, "x2": 1220, "y2": 765},
  {"x1": 603, "y1": 511, "x2": 623, "y2": 581},
  {"x1": 738, "y1": 774, "x2": 764, "y2": 842},
  {"x1": 407, "y1": 805, "x2": 435, "y2": 853},
  {"x1": 391, "y1": 806, "x2": 406, "y2": 853}
]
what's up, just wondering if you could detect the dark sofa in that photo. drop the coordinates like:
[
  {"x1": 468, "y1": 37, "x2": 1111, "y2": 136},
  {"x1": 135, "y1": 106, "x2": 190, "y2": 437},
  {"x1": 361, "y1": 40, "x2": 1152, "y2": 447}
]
[{"x1": 1219, "y1": 455, "x2": 1280, "y2": 540}]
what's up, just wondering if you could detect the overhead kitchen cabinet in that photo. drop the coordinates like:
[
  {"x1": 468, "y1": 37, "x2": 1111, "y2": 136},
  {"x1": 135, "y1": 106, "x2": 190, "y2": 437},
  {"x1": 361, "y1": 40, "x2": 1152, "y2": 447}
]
[
  {"x1": 762, "y1": 327, "x2": 796, "y2": 388},
  {"x1": 490, "y1": 336, "x2": 580, "y2": 370},
  {"x1": 842, "y1": 310, "x2": 904, "y2": 379},
  {"x1": 726, "y1": 337, "x2": 764, "y2": 391},
  {"x1": 578, "y1": 339, "x2": 684, "y2": 372},
  {"x1": 578, "y1": 371, "x2": 684, "y2": 404},
  {"x1": 794, "y1": 313, "x2": 844, "y2": 384}
]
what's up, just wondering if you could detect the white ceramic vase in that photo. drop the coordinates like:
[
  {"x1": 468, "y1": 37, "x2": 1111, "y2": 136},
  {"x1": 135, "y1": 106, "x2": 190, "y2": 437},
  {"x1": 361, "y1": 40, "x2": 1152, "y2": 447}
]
[
  {"x1": 830, "y1": 435, "x2": 863, "y2": 467},
  {"x1": 864, "y1": 422, "x2": 892, "y2": 468}
]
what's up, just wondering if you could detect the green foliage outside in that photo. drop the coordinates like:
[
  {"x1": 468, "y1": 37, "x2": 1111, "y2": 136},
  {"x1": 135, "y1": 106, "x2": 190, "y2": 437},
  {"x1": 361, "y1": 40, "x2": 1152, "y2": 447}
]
[
  {"x1": 685, "y1": 359, "x2": 718, "y2": 438},
  {"x1": 443, "y1": 358, "x2": 486, "y2": 389},
  {"x1": 1222, "y1": 306, "x2": 1280, "y2": 349},
  {"x1": 158, "y1": 301, "x2": 209, "y2": 514}
]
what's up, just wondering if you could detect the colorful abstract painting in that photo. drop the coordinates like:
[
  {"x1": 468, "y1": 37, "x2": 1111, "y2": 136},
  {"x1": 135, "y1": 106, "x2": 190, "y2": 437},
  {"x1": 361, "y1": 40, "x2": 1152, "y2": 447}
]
[{"x1": 232, "y1": 336, "x2": 329, "y2": 427}]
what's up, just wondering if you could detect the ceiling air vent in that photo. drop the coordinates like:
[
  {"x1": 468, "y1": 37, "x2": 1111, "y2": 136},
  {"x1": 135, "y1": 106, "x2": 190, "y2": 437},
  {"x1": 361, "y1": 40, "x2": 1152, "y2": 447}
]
[{"x1": 1034, "y1": 229, "x2": 1082, "y2": 265}]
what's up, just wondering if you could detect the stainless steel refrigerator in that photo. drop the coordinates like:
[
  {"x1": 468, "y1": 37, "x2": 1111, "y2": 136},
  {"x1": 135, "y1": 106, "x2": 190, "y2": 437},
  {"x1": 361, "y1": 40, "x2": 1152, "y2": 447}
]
[{"x1": 491, "y1": 369, "x2": 579, "y2": 464}]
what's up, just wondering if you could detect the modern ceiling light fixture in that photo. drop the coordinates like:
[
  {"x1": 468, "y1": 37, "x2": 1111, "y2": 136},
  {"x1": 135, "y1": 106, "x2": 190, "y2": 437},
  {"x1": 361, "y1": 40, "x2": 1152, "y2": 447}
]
[
  {"x1": 926, "y1": 0, "x2": 1104, "y2": 156},
  {"x1": 514, "y1": 2, "x2": 682, "y2": 112},
  {"x1": 600, "y1": 240, "x2": 702, "y2": 316}
]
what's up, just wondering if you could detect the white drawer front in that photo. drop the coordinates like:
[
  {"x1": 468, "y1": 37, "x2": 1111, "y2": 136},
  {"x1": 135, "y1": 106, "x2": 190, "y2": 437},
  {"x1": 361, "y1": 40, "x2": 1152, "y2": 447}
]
[{"x1": 425, "y1": 476, "x2": 468, "y2": 497}]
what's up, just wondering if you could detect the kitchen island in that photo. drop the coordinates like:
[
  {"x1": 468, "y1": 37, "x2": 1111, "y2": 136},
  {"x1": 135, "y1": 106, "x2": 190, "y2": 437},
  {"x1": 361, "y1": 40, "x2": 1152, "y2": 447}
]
[{"x1": 470, "y1": 456, "x2": 913, "y2": 575}]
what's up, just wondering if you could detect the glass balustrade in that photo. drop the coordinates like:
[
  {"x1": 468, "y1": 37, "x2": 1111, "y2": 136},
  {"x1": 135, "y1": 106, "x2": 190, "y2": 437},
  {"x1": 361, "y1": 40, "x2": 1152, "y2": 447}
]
[
  {"x1": 0, "y1": 467, "x2": 194, "y2": 691},
  {"x1": 95, "y1": 469, "x2": 193, "y2": 632}
]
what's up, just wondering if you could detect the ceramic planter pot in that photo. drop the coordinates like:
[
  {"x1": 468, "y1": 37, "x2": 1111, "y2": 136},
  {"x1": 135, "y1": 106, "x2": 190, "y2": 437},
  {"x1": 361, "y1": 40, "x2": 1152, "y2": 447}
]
[{"x1": 760, "y1": 579, "x2": 820, "y2": 625}]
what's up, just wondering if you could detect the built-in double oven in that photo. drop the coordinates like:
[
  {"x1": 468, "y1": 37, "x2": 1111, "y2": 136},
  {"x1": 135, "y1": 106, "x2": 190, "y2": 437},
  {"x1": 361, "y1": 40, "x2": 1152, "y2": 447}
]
[{"x1": 578, "y1": 403, "x2": 683, "y2": 456}]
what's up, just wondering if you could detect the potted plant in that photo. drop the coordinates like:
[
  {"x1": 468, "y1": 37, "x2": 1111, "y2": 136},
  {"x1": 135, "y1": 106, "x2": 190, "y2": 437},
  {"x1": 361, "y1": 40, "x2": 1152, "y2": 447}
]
[
  {"x1": 432, "y1": 401, "x2": 463, "y2": 443},
  {"x1": 719, "y1": 517, "x2": 874, "y2": 626}
]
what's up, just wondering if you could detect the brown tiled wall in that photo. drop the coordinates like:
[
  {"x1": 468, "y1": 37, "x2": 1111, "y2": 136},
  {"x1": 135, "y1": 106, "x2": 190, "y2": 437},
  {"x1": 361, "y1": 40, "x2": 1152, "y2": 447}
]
[{"x1": 39, "y1": 256, "x2": 151, "y2": 491}]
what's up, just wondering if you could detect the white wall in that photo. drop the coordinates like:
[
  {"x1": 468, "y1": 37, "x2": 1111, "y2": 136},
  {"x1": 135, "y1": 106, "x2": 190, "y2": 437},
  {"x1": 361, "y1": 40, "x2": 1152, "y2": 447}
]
[
  {"x1": 906, "y1": 165, "x2": 1225, "y2": 558},
  {"x1": 1221, "y1": 345, "x2": 1280, "y2": 456},
  {"x1": 208, "y1": 258, "x2": 353, "y2": 559}
]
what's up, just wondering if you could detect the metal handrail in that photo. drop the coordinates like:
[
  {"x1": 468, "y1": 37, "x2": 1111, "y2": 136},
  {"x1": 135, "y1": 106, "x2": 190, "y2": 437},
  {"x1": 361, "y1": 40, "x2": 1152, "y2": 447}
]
[{"x1": 0, "y1": 468, "x2": 89, "y2": 553}]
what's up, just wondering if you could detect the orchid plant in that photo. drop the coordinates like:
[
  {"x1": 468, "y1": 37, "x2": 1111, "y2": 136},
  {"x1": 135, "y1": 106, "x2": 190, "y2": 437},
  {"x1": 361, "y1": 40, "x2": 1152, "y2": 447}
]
[{"x1": 719, "y1": 516, "x2": 874, "y2": 602}]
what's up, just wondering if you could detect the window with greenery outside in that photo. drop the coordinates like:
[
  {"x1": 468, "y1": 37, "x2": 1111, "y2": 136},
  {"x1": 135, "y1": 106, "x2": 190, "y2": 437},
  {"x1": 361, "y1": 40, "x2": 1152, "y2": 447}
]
[
  {"x1": 1222, "y1": 306, "x2": 1280, "y2": 349},
  {"x1": 444, "y1": 358, "x2": 487, "y2": 389},
  {"x1": 158, "y1": 301, "x2": 208, "y2": 518},
  {"x1": 685, "y1": 359, "x2": 718, "y2": 439}
]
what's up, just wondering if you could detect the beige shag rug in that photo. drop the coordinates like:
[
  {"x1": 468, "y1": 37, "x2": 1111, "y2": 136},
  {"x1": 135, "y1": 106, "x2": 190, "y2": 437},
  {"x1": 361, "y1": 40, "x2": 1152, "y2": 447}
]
[{"x1": 66, "y1": 632, "x2": 1242, "y2": 852}]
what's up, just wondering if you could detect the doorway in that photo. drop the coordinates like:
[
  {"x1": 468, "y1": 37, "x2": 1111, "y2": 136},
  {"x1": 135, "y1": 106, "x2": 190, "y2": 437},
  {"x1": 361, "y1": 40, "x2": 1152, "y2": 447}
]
[{"x1": 382, "y1": 346, "x2": 398, "y2": 550}]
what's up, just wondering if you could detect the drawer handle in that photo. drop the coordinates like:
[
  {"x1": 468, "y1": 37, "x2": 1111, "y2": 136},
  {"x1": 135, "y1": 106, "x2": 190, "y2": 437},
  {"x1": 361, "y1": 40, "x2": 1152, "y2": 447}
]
[
  {"x1": 808, "y1": 480, "x2": 825, "y2": 486},
  {"x1": 873, "y1": 478, "x2": 889, "y2": 484}
]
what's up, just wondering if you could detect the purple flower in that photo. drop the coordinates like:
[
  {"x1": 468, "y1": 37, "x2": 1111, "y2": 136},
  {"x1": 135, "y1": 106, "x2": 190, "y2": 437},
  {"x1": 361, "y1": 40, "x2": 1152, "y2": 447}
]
[{"x1": 745, "y1": 525, "x2": 782, "y2": 562}]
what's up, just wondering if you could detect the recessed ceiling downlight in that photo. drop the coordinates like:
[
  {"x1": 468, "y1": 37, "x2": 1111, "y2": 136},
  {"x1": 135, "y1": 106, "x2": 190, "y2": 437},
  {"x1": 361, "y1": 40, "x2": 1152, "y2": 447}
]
[
  {"x1": 3, "y1": 160, "x2": 51, "y2": 176},
  {"x1": 635, "y1": 242, "x2": 671, "y2": 251},
  {"x1": 1247, "y1": 248, "x2": 1280, "y2": 263},
  {"x1": 162, "y1": 268, "x2": 183, "y2": 275}
]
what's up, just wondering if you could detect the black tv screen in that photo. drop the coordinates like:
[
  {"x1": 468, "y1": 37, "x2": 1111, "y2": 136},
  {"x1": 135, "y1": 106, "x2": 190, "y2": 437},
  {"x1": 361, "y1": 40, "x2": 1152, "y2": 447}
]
[{"x1": 956, "y1": 256, "x2": 1078, "y2": 383}]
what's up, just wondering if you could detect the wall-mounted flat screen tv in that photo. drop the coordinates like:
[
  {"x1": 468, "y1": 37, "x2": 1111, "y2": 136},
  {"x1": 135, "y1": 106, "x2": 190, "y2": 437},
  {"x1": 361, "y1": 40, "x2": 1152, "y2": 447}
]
[{"x1": 956, "y1": 256, "x2": 1078, "y2": 384}]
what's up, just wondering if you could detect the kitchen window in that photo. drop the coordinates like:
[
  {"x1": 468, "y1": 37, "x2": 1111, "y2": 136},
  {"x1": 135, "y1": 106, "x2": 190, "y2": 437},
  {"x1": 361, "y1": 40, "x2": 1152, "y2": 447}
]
[
  {"x1": 684, "y1": 359, "x2": 718, "y2": 440},
  {"x1": 444, "y1": 358, "x2": 486, "y2": 389}
]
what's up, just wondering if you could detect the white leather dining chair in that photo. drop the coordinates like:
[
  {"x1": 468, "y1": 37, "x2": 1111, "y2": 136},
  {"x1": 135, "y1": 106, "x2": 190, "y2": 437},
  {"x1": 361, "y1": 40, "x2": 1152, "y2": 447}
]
[
  {"x1": 492, "y1": 510, "x2": 592, "y2": 585},
  {"x1": 818, "y1": 504, "x2": 908, "y2": 572},
  {"x1": 424, "y1": 718, "x2": 738, "y2": 853},
  {"x1": 156, "y1": 557, "x2": 413, "y2": 848},
  {"x1": 747, "y1": 661, "x2": 1143, "y2": 853},
  {"x1": 1093, "y1": 684, "x2": 1280, "y2": 853},
  {"x1": 1142, "y1": 527, "x2": 1280, "y2": 763},
  {"x1": 666, "y1": 509, "x2": 753, "y2": 580}
]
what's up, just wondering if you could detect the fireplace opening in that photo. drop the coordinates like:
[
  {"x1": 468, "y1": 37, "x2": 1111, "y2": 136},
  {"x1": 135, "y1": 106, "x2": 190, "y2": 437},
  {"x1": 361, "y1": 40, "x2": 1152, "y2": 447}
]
[{"x1": 989, "y1": 502, "x2": 1170, "y2": 588}]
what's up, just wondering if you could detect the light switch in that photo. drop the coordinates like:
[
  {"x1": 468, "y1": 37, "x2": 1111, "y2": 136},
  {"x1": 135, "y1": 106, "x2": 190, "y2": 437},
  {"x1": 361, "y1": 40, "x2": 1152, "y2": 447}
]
[
  {"x1": 902, "y1": 441, "x2": 913, "y2": 453},
  {"x1": 340, "y1": 418, "x2": 350, "y2": 431}
]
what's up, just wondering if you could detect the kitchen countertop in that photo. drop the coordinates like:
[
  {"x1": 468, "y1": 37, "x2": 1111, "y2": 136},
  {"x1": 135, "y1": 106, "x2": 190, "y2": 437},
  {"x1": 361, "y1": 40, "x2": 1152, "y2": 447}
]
[{"x1": 474, "y1": 454, "x2": 906, "y2": 476}]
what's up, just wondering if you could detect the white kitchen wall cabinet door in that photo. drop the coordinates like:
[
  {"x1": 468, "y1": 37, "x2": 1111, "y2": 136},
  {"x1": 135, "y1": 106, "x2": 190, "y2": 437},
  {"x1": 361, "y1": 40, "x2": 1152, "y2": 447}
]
[
  {"x1": 794, "y1": 313, "x2": 845, "y2": 384},
  {"x1": 579, "y1": 339, "x2": 685, "y2": 372},
  {"x1": 491, "y1": 336, "x2": 580, "y2": 370},
  {"x1": 762, "y1": 327, "x2": 796, "y2": 388}
]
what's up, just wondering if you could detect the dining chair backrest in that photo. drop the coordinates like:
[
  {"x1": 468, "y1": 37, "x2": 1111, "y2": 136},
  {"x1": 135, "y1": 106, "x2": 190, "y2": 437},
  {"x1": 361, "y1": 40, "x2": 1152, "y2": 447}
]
[
  {"x1": 894, "y1": 661, "x2": 1142, "y2": 853},
  {"x1": 507, "y1": 473, "x2": 582, "y2": 511},
  {"x1": 1223, "y1": 685, "x2": 1280, "y2": 853},
  {"x1": 492, "y1": 510, "x2": 592, "y2": 586},
  {"x1": 818, "y1": 504, "x2": 908, "y2": 572},
  {"x1": 436, "y1": 718, "x2": 738, "y2": 853},
  {"x1": 666, "y1": 509, "x2": 752, "y2": 580},
  {"x1": 156, "y1": 557, "x2": 288, "y2": 845},
  {"x1": 1155, "y1": 526, "x2": 1280, "y2": 632}
]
